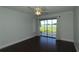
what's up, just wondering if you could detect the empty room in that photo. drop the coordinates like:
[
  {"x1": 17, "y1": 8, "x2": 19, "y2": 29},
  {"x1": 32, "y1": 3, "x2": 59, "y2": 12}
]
[{"x1": 0, "y1": 6, "x2": 79, "y2": 52}]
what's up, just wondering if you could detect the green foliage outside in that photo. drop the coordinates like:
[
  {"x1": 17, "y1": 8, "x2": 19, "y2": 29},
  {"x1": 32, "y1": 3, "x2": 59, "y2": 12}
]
[{"x1": 40, "y1": 24, "x2": 56, "y2": 33}]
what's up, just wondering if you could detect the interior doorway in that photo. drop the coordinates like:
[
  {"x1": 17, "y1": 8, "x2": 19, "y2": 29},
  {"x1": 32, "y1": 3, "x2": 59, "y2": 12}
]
[{"x1": 40, "y1": 19, "x2": 57, "y2": 39}]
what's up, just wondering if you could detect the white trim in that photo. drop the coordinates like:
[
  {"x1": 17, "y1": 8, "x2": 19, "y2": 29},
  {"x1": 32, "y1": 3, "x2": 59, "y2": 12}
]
[
  {"x1": 0, "y1": 35, "x2": 35, "y2": 49},
  {"x1": 60, "y1": 38, "x2": 74, "y2": 42},
  {"x1": 74, "y1": 44, "x2": 79, "y2": 52},
  {"x1": 74, "y1": 43, "x2": 79, "y2": 52}
]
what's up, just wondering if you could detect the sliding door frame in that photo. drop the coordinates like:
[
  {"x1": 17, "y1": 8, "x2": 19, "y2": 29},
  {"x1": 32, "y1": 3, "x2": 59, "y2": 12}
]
[{"x1": 40, "y1": 17, "x2": 58, "y2": 38}]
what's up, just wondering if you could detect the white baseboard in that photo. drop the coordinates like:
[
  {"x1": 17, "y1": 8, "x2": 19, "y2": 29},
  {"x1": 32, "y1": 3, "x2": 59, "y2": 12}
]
[
  {"x1": 74, "y1": 43, "x2": 79, "y2": 52},
  {"x1": 60, "y1": 38, "x2": 74, "y2": 42},
  {"x1": 0, "y1": 35, "x2": 35, "y2": 49},
  {"x1": 74, "y1": 45, "x2": 78, "y2": 52}
]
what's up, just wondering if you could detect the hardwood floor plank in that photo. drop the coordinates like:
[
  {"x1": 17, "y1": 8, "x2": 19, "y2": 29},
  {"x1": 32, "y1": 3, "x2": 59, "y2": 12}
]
[{"x1": 0, "y1": 36, "x2": 76, "y2": 52}]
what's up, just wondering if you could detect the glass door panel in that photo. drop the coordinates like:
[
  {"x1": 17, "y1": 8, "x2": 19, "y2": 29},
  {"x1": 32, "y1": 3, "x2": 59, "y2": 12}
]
[{"x1": 40, "y1": 19, "x2": 57, "y2": 38}]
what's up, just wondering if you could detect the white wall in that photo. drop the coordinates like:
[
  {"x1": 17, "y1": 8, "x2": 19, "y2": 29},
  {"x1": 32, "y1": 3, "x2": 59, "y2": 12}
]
[
  {"x1": 0, "y1": 7, "x2": 36, "y2": 49},
  {"x1": 32, "y1": 17, "x2": 39, "y2": 36},
  {"x1": 74, "y1": 7, "x2": 79, "y2": 51},
  {"x1": 40, "y1": 11, "x2": 74, "y2": 42}
]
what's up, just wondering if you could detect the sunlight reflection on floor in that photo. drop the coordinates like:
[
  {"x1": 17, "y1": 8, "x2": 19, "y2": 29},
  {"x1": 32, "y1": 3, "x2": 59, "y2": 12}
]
[{"x1": 40, "y1": 36, "x2": 56, "y2": 51}]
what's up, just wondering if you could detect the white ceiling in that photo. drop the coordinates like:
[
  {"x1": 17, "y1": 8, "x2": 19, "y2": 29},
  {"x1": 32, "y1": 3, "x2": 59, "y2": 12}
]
[{"x1": 2, "y1": 6, "x2": 74, "y2": 14}]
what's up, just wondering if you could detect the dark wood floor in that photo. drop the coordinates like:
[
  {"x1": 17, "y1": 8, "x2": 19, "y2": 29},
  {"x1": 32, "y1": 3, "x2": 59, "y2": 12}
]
[{"x1": 0, "y1": 36, "x2": 76, "y2": 52}]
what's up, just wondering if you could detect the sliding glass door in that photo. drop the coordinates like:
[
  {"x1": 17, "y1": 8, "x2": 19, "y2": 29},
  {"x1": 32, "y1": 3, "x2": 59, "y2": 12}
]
[{"x1": 40, "y1": 19, "x2": 57, "y2": 38}]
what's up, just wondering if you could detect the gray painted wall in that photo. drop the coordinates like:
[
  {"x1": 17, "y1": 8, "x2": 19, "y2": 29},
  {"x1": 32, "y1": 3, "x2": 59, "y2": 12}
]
[
  {"x1": 74, "y1": 7, "x2": 79, "y2": 51},
  {"x1": 0, "y1": 6, "x2": 75, "y2": 49},
  {"x1": 0, "y1": 7, "x2": 36, "y2": 49},
  {"x1": 40, "y1": 11, "x2": 74, "y2": 42}
]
